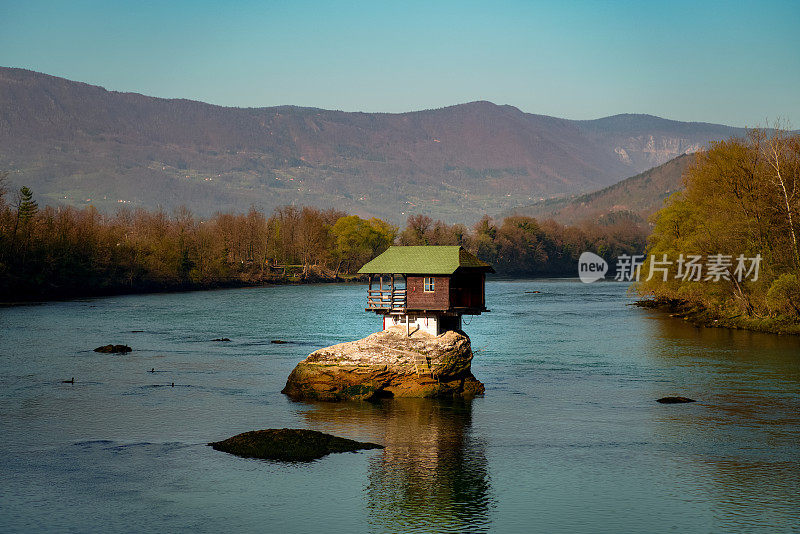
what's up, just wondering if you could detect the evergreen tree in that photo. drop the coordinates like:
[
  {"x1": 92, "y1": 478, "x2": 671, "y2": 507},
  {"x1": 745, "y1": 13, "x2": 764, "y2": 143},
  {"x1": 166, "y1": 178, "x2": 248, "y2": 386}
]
[
  {"x1": 0, "y1": 171, "x2": 8, "y2": 206},
  {"x1": 11, "y1": 186, "x2": 39, "y2": 264},
  {"x1": 17, "y1": 186, "x2": 38, "y2": 226}
]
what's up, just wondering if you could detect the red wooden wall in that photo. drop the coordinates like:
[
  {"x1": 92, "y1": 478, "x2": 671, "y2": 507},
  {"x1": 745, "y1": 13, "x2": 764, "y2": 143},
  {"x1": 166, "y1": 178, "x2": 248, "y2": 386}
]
[{"x1": 406, "y1": 275, "x2": 450, "y2": 310}]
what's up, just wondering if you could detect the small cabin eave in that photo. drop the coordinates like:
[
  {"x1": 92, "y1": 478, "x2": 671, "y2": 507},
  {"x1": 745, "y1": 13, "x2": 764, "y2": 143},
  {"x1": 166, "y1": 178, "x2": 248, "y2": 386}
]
[{"x1": 358, "y1": 245, "x2": 495, "y2": 276}]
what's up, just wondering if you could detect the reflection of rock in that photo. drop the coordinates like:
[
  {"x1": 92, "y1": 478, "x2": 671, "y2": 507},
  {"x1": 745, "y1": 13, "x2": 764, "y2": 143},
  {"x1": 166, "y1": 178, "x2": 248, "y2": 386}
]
[
  {"x1": 299, "y1": 398, "x2": 492, "y2": 532},
  {"x1": 208, "y1": 428, "x2": 383, "y2": 461},
  {"x1": 282, "y1": 327, "x2": 484, "y2": 401},
  {"x1": 366, "y1": 400, "x2": 492, "y2": 532}
]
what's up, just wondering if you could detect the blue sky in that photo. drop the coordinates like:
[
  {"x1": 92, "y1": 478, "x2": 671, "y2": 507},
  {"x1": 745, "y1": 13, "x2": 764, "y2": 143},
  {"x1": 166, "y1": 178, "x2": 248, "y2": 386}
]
[{"x1": 2, "y1": 0, "x2": 798, "y2": 126}]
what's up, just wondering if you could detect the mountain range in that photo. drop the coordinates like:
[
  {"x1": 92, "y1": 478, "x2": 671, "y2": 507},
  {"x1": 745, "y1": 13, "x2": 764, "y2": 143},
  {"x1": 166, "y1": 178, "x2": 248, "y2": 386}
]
[
  {"x1": 504, "y1": 153, "x2": 694, "y2": 226},
  {"x1": 0, "y1": 67, "x2": 746, "y2": 223}
]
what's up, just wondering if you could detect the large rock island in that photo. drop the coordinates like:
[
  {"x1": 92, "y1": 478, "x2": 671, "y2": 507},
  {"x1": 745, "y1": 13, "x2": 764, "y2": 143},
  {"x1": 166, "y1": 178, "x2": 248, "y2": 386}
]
[{"x1": 281, "y1": 326, "x2": 484, "y2": 401}]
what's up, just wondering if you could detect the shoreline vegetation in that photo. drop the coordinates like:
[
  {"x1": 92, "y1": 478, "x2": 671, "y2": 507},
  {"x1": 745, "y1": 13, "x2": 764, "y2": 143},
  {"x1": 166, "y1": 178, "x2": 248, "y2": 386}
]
[
  {"x1": 634, "y1": 298, "x2": 800, "y2": 335},
  {"x1": 0, "y1": 272, "x2": 365, "y2": 306},
  {"x1": 0, "y1": 171, "x2": 644, "y2": 303},
  {"x1": 635, "y1": 128, "x2": 800, "y2": 336}
]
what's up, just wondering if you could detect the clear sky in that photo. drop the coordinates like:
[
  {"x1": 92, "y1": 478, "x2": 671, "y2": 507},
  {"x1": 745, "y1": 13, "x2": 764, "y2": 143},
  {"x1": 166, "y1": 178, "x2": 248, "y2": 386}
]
[{"x1": 2, "y1": 0, "x2": 798, "y2": 126}]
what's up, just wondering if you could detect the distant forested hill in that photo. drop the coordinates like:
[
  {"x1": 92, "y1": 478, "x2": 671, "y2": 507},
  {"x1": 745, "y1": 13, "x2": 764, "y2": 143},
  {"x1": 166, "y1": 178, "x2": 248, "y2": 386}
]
[
  {"x1": 0, "y1": 67, "x2": 744, "y2": 222},
  {"x1": 504, "y1": 154, "x2": 694, "y2": 226}
]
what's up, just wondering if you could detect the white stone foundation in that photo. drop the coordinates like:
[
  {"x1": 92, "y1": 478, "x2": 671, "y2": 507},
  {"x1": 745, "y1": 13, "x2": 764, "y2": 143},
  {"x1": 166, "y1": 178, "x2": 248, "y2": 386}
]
[{"x1": 382, "y1": 315, "x2": 461, "y2": 336}]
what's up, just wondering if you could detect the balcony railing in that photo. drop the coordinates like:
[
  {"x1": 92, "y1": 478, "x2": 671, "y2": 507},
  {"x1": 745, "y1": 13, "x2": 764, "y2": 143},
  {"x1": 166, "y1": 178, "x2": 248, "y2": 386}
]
[{"x1": 366, "y1": 288, "x2": 407, "y2": 312}]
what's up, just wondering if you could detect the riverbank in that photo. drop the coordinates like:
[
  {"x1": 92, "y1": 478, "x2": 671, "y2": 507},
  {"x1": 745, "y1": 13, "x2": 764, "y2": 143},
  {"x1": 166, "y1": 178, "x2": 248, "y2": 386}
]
[
  {"x1": 0, "y1": 268, "x2": 368, "y2": 305},
  {"x1": 635, "y1": 298, "x2": 800, "y2": 335}
]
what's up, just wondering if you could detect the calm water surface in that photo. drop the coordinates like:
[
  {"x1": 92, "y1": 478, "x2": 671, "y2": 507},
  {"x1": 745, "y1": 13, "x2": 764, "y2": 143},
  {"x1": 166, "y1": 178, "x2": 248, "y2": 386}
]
[{"x1": 1, "y1": 280, "x2": 798, "y2": 533}]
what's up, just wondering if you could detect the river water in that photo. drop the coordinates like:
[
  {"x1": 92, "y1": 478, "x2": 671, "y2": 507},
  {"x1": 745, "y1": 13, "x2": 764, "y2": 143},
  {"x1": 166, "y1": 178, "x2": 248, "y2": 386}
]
[{"x1": 0, "y1": 280, "x2": 798, "y2": 533}]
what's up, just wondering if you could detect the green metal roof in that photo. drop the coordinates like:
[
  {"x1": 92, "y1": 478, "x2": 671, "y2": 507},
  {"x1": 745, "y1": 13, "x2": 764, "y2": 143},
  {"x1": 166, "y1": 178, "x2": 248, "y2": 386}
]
[{"x1": 358, "y1": 246, "x2": 494, "y2": 275}]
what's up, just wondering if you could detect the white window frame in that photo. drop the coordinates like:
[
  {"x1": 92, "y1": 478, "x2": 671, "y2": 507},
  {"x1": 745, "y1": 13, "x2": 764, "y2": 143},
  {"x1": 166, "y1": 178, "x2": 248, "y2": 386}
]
[{"x1": 423, "y1": 277, "x2": 435, "y2": 292}]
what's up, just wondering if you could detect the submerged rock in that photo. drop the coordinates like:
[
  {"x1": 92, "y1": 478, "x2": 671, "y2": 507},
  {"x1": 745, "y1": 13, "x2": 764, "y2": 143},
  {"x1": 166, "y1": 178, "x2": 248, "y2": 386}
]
[
  {"x1": 657, "y1": 396, "x2": 696, "y2": 404},
  {"x1": 271, "y1": 339, "x2": 290, "y2": 344},
  {"x1": 281, "y1": 326, "x2": 485, "y2": 401},
  {"x1": 209, "y1": 428, "x2": 383, "y2": 461},
  {"x1": 94, "y1": 344, "x2": 132, "y2": 353}
]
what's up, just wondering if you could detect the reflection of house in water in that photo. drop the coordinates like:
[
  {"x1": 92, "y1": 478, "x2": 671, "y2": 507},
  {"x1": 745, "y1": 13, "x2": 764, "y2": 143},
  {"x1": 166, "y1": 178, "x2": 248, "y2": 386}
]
[{"x1": 298, "y1": 398, "x2": 492, "y2": 533}]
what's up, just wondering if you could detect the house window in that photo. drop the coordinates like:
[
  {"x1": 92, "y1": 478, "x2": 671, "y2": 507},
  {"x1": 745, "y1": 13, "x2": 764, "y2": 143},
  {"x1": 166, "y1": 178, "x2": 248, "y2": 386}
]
[{"x1": 424, "y1": 277, "x2": 435, "y2": 292}]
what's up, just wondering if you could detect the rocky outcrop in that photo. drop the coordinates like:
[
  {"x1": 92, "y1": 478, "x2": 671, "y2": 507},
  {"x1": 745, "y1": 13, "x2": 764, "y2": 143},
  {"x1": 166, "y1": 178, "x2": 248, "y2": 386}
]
[
  {"x1": 281, "y1": 326, "x2": 484, "y2": 401},
  {"x1": 657, "y1": 396, "x2": 696, "y2": 404},
  {"x1": 94, "y1": 344, "x2": 132, "y2": 353},
  {"x1": 209, "y1": 429, "x2": 383, "y2": 461}
]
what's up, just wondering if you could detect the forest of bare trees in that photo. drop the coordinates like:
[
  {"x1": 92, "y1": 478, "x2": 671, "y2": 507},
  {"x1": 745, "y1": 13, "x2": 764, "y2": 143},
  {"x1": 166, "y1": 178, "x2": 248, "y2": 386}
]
[{"x1": 0, "y1": 171, "x2": 646, "y2": 301}]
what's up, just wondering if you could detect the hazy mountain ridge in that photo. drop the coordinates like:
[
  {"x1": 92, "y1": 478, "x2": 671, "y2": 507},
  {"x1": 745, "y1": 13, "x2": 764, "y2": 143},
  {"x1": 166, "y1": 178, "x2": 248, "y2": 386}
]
[
  {"x1": 504, "y1": 154, "x2": 694, "y2": 225},
  {"x1": 0, "y1": 67, "x2": 745, "y2": 222},
  {"x1": 574, "y1": 114, "x2": 740, "y2": 171}
]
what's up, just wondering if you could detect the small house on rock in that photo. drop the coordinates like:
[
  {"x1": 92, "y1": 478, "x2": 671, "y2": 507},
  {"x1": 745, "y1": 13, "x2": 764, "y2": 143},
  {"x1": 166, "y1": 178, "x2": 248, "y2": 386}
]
[{"x1": 358, "y1": 246, "x2": 494, "y2": 336}]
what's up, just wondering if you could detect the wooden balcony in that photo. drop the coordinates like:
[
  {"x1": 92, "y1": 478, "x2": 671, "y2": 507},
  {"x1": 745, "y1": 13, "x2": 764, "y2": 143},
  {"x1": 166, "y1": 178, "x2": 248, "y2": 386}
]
[{"x1": 366, "y1": 288, "x2": 407, "y2": 313}]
